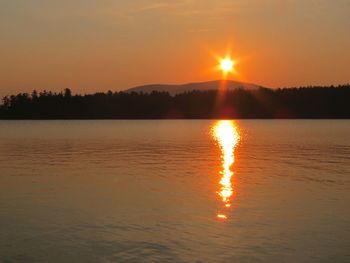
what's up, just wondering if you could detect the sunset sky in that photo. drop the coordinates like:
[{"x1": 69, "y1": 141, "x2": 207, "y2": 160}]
[{"x1": 1, "y1": 0, "x2": 349, "y2": 96}]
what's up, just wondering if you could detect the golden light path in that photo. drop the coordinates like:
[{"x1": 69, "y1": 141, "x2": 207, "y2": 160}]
[{"x1": 212, "y1": 120, "x2": 240, "y2": 219}]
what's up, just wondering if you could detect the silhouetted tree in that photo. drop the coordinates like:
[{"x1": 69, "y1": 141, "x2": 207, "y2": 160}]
[
  {"x1": 31, "y1": 90, "x2": 38, "y2": 100},
  {"x1": 64, "y1": 88, "x2": 72, "y2": 98}
]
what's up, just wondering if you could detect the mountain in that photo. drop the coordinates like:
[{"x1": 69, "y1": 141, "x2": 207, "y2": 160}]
[{"x1": 125, "y1": 80, "x2": 265, "y2": 95}]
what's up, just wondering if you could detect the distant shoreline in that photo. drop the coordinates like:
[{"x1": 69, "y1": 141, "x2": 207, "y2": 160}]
[
  {"x1": 1, "y1": 86, "x2": 349, "y2": 119},
  {"x1": 0, "y1": 118, "x2": 349, "y2": 120}
]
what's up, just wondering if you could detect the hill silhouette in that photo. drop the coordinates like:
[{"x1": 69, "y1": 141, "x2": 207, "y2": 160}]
[
  {"x1": 126, "y1": 80, "x2": 263, "y2": 95},
  {"x1": 0, "y1": 85, "x2": 349, "y2": 119}
]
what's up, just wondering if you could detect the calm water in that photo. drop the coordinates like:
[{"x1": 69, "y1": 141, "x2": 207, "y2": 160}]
[{"x1": 0, "y1": 120, "x2": 349, "y2": 263}]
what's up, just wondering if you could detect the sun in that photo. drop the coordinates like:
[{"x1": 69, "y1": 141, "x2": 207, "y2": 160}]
[
  {"x1": 219, "y1": 57, "x2": 235, "y2": 74},
  {"x1": 212, "y1": 51, "x2": 239, "y2": 78}
]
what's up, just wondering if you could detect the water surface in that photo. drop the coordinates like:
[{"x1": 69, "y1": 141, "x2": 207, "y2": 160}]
[{"x1": 0, "y1": 120, "x2": 349, "y2": 262}]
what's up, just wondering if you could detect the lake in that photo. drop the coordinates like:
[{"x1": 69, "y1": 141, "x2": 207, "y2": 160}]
[{"x1": 0, "y1": 120, "x2": 349, "y2": 262}]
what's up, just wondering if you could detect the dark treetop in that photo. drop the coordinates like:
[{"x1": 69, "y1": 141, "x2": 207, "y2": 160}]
[{"x1": 0, "y1": 85, "x2": 349, "y2": 119}]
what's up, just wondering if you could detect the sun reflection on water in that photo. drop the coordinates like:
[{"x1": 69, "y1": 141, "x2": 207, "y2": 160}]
[{"x1": 212, "y1": 120, "x2": 240, "y2": 219}]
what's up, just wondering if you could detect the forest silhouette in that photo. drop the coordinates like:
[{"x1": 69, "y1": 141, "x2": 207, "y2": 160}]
[{"x1": 0, "y1": 85, "x2": 349, "y2": 119}]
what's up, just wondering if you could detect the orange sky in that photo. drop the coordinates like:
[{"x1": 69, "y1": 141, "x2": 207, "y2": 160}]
[{"x1": 0, "y1": 0, "x2": 349, "y2": 96}]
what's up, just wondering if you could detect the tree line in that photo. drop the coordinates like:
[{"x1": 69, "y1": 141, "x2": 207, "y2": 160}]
[{"x1": 0, "y1": 85, "x2": 349, "y2": 119}]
